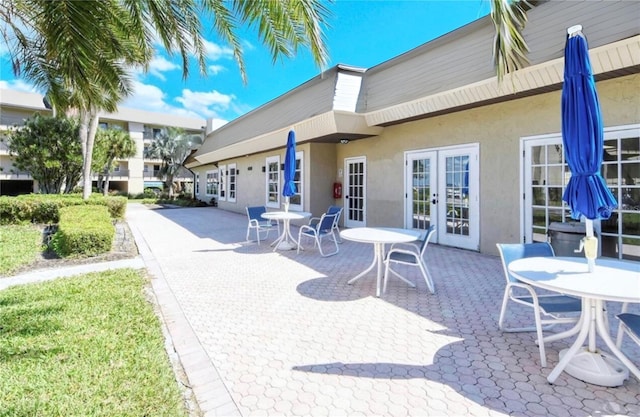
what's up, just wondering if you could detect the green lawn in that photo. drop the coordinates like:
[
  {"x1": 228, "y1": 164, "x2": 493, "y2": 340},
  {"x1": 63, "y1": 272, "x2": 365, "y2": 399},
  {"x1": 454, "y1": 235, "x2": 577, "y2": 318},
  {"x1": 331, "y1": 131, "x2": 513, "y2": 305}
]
[
  {"x1": 0, "y1": 269, "x2": 187, "y2": 416},
  {"x1": 0, "y1": 224, "x2": 42, "y2": 276}
]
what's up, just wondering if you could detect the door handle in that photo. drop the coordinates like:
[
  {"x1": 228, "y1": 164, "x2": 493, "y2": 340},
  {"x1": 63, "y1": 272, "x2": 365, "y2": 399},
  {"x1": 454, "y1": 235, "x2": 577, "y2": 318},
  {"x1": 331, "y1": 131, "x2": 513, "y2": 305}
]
[{"x1": 431, "y1": 198, "x2": 438, "y2": 204}]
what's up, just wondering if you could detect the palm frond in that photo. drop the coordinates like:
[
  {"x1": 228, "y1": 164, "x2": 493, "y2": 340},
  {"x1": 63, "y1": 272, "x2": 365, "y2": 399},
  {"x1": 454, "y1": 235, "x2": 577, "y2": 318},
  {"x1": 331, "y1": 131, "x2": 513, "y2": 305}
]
[{"x1": 491, "y1": 0, "x2": 530, "y2": 82}]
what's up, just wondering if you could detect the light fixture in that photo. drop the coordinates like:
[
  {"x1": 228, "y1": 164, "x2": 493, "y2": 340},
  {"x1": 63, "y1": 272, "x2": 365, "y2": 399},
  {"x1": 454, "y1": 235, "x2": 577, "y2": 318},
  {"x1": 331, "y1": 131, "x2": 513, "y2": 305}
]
[{"x1": 340, "y1": 139, "x2": 349, "y2": 144}]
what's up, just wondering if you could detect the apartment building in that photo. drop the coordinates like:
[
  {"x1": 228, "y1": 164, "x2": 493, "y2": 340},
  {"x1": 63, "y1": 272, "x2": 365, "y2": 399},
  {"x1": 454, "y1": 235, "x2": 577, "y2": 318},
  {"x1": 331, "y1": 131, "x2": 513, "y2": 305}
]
[
  {"x1": 188, "y1": 1, "x2": 640, "y2": 258},
  {"x1": 0, "y1": 89, "x2": 206, "y2": 196}
]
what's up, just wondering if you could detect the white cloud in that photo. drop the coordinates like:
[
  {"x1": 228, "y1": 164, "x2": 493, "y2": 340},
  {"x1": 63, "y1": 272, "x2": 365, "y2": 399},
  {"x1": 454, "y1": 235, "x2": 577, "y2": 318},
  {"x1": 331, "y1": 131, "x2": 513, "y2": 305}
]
[
  {"x1": 120, "y1": 81, "x2": 233, "y2": 123},
  {"x1": 202, "y1": 39, "x2": 234, "y2": 60},
  {"x1": 148, "y1": 56, "x2": 180, "y2": 80},
  {"x1": 208, "y1": 64, "x2": 226, "y2": 75},
  {"x1": 175, "y1": 89, "x2": 235, "y2": 119},
  {"x1": 0, "y1": 79, "x2": 39, "y2": 93}
]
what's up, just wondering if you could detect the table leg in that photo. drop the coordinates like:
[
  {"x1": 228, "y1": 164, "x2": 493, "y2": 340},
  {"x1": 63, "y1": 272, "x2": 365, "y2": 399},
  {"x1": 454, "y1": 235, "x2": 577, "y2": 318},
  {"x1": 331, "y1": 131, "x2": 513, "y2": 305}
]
[
  {"x1": 547, "y1": 303, "x2": 592, "y2": 383},
  {"x1": 374, "y1": 243, "x2": 385, "y2": 297},
  {"x1": 270, "y1": 222, "x2": 286, "y2": 250},
  {"x1": 548, "y1": 298, "x2": 631, "y2": 386},
  {"x1": 594, "y1": 299, "x2": 640, "y2": 381},
  {"x1": 543, "y1": 313, "x2": 584, "y2": 344},
  {"x1": 348, "y1": 243, "x2": 378, "y2": 286},
  {"x1": 273, "y1": 220, "x2": 297, "y2": 251}
]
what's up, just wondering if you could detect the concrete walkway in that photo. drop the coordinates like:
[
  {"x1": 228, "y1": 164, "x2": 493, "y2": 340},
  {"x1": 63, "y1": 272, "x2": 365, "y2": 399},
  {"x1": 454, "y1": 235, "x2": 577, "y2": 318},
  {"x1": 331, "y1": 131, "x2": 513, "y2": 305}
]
[{"x1": 4, "y1": 203, "x2": 639, "y2": 416}]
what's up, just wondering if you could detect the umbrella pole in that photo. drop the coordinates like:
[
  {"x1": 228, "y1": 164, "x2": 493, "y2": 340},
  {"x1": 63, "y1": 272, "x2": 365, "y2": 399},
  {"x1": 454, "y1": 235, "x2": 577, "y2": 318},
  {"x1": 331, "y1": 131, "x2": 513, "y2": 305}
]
[
  {"x1": 284, "y1": 196, "x2": 290, "y2": 212},
  {"x1": 583, "y1": 218, "x2": 597, "y2": 273}
]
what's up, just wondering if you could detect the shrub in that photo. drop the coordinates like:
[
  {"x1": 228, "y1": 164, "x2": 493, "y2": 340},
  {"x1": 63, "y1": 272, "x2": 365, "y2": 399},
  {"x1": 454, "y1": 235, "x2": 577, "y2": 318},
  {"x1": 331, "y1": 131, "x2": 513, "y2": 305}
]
[
  {"x1": 50, "y1": 205, "x2": 114, "y2": 257},
  {"x1": 0, "y1": 194, "x2": 126, "y2": 224}
]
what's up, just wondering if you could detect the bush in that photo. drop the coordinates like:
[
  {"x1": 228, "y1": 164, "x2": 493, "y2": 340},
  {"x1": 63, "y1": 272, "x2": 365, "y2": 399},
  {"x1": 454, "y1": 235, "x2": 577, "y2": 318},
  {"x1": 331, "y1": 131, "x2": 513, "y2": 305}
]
[
  {"x1": 50, "y1": 205, "x2": 114, "y2": 257},
  {"x1": 0, "y1": 194, "x2": 126, "y2": 224}
]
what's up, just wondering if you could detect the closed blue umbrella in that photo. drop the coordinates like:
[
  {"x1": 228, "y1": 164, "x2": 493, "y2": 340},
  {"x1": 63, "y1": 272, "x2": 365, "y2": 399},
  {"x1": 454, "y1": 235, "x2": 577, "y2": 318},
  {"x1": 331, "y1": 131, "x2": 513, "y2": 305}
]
[
  {"x1": 561, "y1": 26, "x2": 617, "y2": 271},
  {"x1": 282, "y1": 130, "x2": 297, "y2": 211}
]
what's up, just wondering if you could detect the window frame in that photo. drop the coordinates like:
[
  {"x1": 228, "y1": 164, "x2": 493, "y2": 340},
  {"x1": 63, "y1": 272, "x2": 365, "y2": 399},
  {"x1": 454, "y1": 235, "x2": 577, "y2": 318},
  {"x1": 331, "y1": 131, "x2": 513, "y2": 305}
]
[
  {"x1": 227, "y1": 163, "x2": 237, "y2": 203},
  {"x1": 205, "y1": 169, "x2": 219, "y2": 197},
  {"x1": 287, "y1": 151, "x2": 304, "y2": 211},
  {"x1": 218, "y1": 164, "x2": 227, "y2": 202},
  {"x1": 265, "y1": 155, "x2": 280, "y2": 208}
]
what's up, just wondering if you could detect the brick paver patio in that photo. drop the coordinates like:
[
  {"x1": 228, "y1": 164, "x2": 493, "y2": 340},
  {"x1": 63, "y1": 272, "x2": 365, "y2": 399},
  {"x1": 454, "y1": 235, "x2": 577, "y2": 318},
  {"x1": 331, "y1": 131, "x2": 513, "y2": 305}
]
[{"x1": 126, "y1": 204, "x2": 640, "y2": 417}]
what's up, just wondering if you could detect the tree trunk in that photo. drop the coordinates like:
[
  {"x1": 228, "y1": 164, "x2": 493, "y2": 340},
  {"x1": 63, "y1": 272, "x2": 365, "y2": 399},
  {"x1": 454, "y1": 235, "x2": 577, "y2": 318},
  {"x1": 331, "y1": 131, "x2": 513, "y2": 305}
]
[
  {"x1": 167, "y1": 174, "x2": 174, "y2": 199},
  {"x1": 81, "y1": 108, "x2": 100, "y2": 200},
  {"x1": 103, "y1": 172, "x2": 111, "y2": 196}
]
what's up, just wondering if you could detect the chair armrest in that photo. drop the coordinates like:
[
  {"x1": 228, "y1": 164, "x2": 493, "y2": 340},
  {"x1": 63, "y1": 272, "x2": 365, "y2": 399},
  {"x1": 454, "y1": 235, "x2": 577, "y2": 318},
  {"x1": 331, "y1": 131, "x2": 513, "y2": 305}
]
[
  {"x1": 249, "y1": 219, "x2": 260, "y2": 227},
  {"x1": 385, "y1": 248, "x2": 418, "y2": 259},
  {"x1": 509, "y1": 281, "x2": 544, "y2": 304},
  {"x1": 299, "y1": 224, "x2": 315, "y2": 234},
  {"x1": 389, "y1": 242, "x2": 421, "y2": 252},
  {"x1": 309, "y1": 217, "x2": 321, "y2": 226}
]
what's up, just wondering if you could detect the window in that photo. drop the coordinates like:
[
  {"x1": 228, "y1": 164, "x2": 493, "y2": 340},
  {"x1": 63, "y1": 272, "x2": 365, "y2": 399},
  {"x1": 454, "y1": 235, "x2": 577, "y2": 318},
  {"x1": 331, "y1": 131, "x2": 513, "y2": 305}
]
[
  {"x1": 227, "y1": 164, "x2": 237, "y2": 203},
  {"x1": 143, "y1": 126, "x2": 163, "y2": 140},
  {"x1": 99, "y1": 122, "x2": 108, "y2": 130},
  {"x1": 288, "y1": 151, "x2": 304, "y2": 211},
  {"x1": 206, "y1": 170, "x2": 218, "y2": 196},
  {"x1": 265, "y1": 156, "x2": 280, "y2": 208},
  {"x1": 601, "y1": 127, "x2": 640, "y2": 261},
  {"x1": 195, "y1": 173, "x2": 200, "y2": 195},
  {"x1": 523, "y1": 125, "x2": 640, "y2": 261},
  {"x1": 525, "y1": 138, "x2": 583, "y2": 243},
  {"x1": 219, "y1": 164, "x2": 227, "y2": 201}
]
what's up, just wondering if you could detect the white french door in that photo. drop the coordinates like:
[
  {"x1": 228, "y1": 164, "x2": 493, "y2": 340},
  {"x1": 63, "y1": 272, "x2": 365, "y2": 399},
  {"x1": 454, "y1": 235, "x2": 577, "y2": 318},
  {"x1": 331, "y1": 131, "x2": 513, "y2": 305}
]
[
  {"x1": 344, "y1": 156, "x2": 366, "y2": 228},
  {"x1": 405, "y1": 144, "x2": 479, "y2": 251},
  {"x1": 405, "y1": 150, "x2": 437, "y2": 235}
]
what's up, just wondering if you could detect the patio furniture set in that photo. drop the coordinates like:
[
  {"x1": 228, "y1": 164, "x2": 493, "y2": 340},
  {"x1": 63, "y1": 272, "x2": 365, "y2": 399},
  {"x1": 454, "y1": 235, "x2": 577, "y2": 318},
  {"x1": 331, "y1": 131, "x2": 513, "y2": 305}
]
[
  {"x1": 248, "y1": 206, "x2": 639, "y2": 388},
  {"x1": 245, "y1": 205, "x2": 436, "y2": 299},
  {"x1": 498, "y1": 242, "x2": 639, "y2": 388}
]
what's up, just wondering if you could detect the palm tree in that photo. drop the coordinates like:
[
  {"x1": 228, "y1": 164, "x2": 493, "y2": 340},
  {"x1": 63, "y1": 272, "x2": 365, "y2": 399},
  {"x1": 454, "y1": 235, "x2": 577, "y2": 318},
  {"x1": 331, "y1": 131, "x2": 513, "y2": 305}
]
[
  {"x1": 145, "y1": 127, "x2": 202, "y2": 199},
  {"x1": 93, "y1": 128, "x2": 137, "y2": 196},
  {"x1": 0, "y1": 0, "x2": 330, "y2": 199}
]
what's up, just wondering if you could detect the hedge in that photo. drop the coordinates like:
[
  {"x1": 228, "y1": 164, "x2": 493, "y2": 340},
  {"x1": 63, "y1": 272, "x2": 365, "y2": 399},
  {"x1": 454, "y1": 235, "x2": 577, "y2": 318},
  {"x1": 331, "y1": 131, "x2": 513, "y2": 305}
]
[
  {"x1": 0, "y1": 194, "x2": 126, "y2": 225},
  {"x1": 50, "y1": 205, "x2": 114, "y2": 257}
]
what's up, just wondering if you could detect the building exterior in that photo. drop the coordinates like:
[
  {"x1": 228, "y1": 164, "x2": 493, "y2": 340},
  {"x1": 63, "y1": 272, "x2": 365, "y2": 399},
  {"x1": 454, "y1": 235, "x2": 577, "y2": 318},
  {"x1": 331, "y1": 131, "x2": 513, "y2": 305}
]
[
  {"x1": 188, "y1": 1, "x2": 640, "y2": 258},
  {"x1": 0, "y1": 89, "x2": 206, "y2": 196}
]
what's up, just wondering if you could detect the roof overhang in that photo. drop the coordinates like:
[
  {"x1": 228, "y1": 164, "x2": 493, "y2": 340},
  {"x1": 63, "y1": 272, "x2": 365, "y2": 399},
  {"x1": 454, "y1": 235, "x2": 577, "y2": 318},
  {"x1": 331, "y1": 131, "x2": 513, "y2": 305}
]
[
  {"x1": 187, "y1": 110, "x2": 382, "y2": 167},
  {"x1": 365, "y1": 35, "x2": 640, "y2": 126}
]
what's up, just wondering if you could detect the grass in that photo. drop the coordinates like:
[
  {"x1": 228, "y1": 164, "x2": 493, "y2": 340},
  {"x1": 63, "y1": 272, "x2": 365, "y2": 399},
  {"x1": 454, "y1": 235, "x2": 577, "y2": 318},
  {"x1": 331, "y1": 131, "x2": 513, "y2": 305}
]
[
  {"x1": 0, "y1": 269, "x2": 187, "y2": 417},
  {"x1": 0, "y1": 224, "x2": 42, "y2": 276}
]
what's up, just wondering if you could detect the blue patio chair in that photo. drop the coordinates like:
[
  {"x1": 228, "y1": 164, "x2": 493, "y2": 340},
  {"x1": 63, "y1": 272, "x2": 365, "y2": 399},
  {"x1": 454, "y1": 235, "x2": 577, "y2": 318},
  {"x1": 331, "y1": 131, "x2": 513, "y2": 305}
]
[
  {"x1": 616, "y1": 303, "x2": 640, "y2": 349},
  {"x1": 309, "y1": 206, "x2": 343, "y2": 243},
  {"x1": 297, "y1": 212, "x2": 339, "y2": 257},
  {"x1": 383, "y1": 224, "x2": 436, "y2": 294},
  {"x1": 245, "y1": 206, "x2": 279, "y2": 244},
  {"x1": 496, "y1": 242, "x2": 582, "y2": 367}
]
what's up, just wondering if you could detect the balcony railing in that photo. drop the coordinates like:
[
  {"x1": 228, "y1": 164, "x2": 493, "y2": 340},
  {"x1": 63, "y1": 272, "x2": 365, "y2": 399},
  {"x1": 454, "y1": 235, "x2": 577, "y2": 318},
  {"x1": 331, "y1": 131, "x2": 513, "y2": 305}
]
[
  {"x1": 144, "y1": 170, "x2": 161, "y2": 179},
  {"x1": 92, "y1": 169, "x2": 130, "y2": 179},
  {"x1": 0, "y1": 170, "x2": 33, "y2": 179}
]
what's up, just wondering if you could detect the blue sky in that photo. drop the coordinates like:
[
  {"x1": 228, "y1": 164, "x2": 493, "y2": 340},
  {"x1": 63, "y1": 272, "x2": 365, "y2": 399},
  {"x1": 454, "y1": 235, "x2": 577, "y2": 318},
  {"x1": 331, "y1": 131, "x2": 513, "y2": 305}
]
[{"x1": 0, "y1": 1, "x2": 490, "y2": 129}]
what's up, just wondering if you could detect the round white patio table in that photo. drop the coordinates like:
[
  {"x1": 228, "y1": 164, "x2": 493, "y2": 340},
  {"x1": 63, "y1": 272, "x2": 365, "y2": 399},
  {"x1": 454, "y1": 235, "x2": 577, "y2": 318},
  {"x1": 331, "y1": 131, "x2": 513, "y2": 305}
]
[
  {"x1": 508, "y1": 256, "x2": 640, "y2": 386},
  {"x1": 341, "y1": 227, "x2": 422, "y2": 297},
  {"x1": 261, "y1": 211, "x2": 311, "y2": 251}
]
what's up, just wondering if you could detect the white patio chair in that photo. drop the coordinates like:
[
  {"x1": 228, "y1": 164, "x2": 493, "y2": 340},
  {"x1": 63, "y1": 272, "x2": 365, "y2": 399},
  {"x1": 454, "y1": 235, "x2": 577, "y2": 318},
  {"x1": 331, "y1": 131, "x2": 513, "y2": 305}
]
[
  {"x1": 496, "y1": 242, "x2": 582, "y2": 367},
  {"x1": 297, "y1": 212, "x2": 339, "y2": 257},
  {"x1": 616, "y1": 303, "x2": 640, "y2": 349},
  {"x1": 383, "y1": 224, "x2": 436, "y2": 294},
  {"x1": 245, "y1": 206, "x2": 279, "y2": 244}
]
